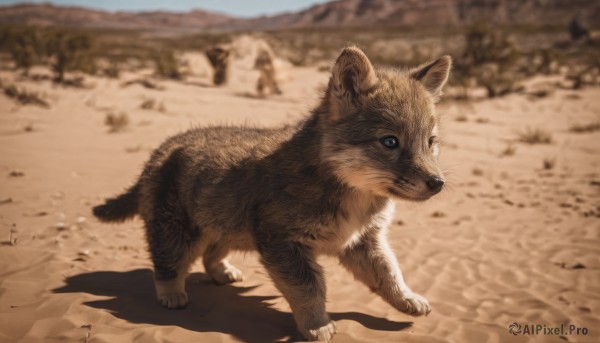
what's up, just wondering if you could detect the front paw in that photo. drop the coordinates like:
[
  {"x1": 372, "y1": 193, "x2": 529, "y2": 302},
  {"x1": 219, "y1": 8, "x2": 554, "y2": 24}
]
[
  {"x1": 300, "y1": 320, "x2": 337, "y2": 342},
  {"x1": 158, "y1": 291, "x2": 189, "y2": 309},
  {"x1": 397, "y1": 292, "x2": 431, "y2": 316},
  {"x1": 155, "y1": 278, "x2": 188, "y2": 309}
]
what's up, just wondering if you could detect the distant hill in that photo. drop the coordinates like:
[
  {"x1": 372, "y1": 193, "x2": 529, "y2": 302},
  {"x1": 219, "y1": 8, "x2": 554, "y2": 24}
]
[
  {"x1": 234, "y1": 0, "x2": 600, "y2": 31},
  {"x1": 0, "y1": 3, "x2": 233, "y2": 30},
  {"x1": 0, "y1": 1, "x2": 598, "y2": 31}
]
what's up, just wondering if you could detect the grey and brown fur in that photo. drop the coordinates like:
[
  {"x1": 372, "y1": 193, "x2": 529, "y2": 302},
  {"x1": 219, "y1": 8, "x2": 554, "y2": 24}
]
[
  {"x1": 94, "y1": 46, "x2": 452, "y2": 341},
  {"x1": 254, "y1": 49, "x2": 282, "y2": 97},
  {"x1": 205, "y1": 47, "x2": 230, "y2": 86}
]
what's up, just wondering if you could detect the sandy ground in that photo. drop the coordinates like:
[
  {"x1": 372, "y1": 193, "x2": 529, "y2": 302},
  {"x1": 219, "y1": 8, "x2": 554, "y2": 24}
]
[{"x1": 0, "y1": 59, "x2": 599, "y2": 343}]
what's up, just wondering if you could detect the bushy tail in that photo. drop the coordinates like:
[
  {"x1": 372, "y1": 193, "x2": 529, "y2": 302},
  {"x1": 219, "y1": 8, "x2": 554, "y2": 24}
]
[{"x1": 93, "y1": 183, "x2": 141, "y2": 223}]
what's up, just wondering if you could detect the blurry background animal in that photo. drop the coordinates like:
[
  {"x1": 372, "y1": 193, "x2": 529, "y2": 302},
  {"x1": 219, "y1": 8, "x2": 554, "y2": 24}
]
[
  {"x1": 569, "y1": 16, "x2": 590, "y2": 42},
  {"x1": 205, "y1": 46, "x2": 230, "y2": 86},
  {"x1": 254, "y1": 49, "x2": 282, "y2": 97}
]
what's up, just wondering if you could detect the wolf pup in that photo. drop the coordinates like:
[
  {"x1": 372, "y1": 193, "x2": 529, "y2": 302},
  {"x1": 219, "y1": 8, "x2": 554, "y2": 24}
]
[{"x1": 94, "y1": 46, "x2": 451, "y2": 341}]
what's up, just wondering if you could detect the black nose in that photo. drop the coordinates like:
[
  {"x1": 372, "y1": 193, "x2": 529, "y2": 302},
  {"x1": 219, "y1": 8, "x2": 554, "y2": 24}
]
[{"x1": 426, "y1": 176, "x2": 444, "y2": 192}]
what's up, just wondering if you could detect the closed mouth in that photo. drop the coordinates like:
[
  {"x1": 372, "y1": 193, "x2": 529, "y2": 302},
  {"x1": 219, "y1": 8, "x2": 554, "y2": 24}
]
[{"x1": 386, "y1": 185, "x2": 432, "y2": 201}]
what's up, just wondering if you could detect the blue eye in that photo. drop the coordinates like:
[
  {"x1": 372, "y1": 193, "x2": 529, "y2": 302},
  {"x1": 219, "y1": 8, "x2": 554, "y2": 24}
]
[{"x1": 380, "y1": 136, "x2": 399, "y2": 149}]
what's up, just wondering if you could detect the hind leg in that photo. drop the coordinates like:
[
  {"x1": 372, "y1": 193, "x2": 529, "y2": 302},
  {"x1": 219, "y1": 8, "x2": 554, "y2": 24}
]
[
  {"x1": 142, "y1": 148, "x2": 203, "y2": 309},
  {"x1": 267, "y1": 75, "x2": 282, "y2": 95},
  {"x1": 203, "y1": 243, "x2": 243, "y2": 285},
  {"x1": 256, "y1": 76, "x2": 266, "y2": 98},
  {"x1": 147, "y1": 219, "x2": 200, "y2": 309}
]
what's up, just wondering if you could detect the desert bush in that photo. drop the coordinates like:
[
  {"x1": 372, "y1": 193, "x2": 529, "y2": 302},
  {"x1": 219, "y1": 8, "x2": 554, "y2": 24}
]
[
  {"x1": 567, "y1": 58, "x2": 600, "y2": 89},
  {"x1": 3, "y1": 84, "x2": 49, "y2": 108},
  {"x1": 140, "y1": 99, "x2": 155, "y2": 109},
  {"x1": 153, "y1": 49, "x2": 182, "y2": 79},
  {"x1": 121, "y1": 79, "x2": 165, "y2": 91},
  {"x1": 527, "y1": 87, "x2": 553, "y2": 99},
  {"x1": 500, "y1": 143, "x2": 516, "y2": 157},
  {"x1": 44, "y1": 28, "x2": 96, "y2": 83},
  {"x1": 524, "y1": 49, "x2": 560, "y2": 76},
  {"x1": 543, "y1": 157, "x2": 556, "y2": 170},
  {"x1": 139, "y1": 98, "x2": 166, "y2": 112},
  {"x1": 482, "y1": 77, "x2": 524, "y2": 97},
  {"x1": 102, "y1": 59, "x2": 120, "y2": 78},
  {"x1": 463, "y1": 23, "x2": 518, "y2": 66},
  {"x1": 517, "y1": 127, "x2": 553, "y2": 144},
  {"x1": 121, "y1": 78, "x2": 165, "y2": 90},
  {"x1": 0, "y1": 26, "x2": 46, "y2": 76},
  {"x1": 104, "y1": 112, "x2": 129, "y2": 133},
  {"x1": 569, "y1": 122, "x2": 600, "y2": 133},
  {"x1": 454, "y1": 23, "x2": 523, "y2": 98}
]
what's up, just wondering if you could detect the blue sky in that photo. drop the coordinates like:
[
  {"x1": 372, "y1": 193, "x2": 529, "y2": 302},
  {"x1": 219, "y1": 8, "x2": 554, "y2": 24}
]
[{"x1": 0, "y1": 0, "x2": 331, "y2": 17}]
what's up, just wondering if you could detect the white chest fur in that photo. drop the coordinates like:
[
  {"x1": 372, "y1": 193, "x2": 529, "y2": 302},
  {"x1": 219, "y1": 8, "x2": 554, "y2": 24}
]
[{"x1": 314, "y1": 194, "x2": 395, "y2": 254}]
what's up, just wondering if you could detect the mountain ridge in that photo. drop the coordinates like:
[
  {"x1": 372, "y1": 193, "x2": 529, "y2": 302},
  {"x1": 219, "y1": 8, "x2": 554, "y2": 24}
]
[{"x1": 0, "y1": 1, "x2": 598, "y2": 31}]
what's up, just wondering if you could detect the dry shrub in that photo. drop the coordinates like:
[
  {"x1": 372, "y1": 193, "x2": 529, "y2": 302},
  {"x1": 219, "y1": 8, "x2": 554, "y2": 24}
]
[
  {"x1": 527, "y1": 88, "x2": 552, "y2": 98},
  {"x1": 569, "y1": 122, "x2": 600, "y2": 133},
  {"x1": 140, "y1": 98, "x2": 166, "y2": 112},
  {"x1": 543, "y1": 157, "x2": 556, "y2": 170},
  {"x1": 61, "y1": 76, "x2": 87, "y2": 88},
  {"x1": 463, "y1": 23, "x2": 518, "y2": 66},
  {"x1": 0, "y1": 26, "x2": 96, "y2": 82},
  {"x1": 518, "y1": 127, "x2": 553, "y2": 144},
  {"x1": 121, "y1": 78, "x2": 165, "y2": 90},
  {"x1": 454, "y1": 23, "x2": 523, "y2": 98},
  {"x1": 153, "y1": 49, "x2": 182, "y2": 80},
  {"x1": 3, "y1": 84, "x2": 49, "y2": 108},
  {"x1": 477, "y1": 63, "x2": 524, "y2": 97},
  {"x1": 45, "y1": 28, "x2": 96, "y2": 83},
  {"x1": 500, "y1": 144, "x2": 516, "y2": 157},
  {"x1": 104, "y1": 112, "x2": 129, "y2": 133},
  {"x1": 0, "y1": 26, "x2": 45, "y2": 76},
  {"x1": 567, "y1": 63, "x2": 600, "y2": 89},
  {"x1": 140, "y1": 99, "x2": 156, "y2": 110},
  {"x1": 103, "y1": 60, "x2": 121, "y2": 79}
]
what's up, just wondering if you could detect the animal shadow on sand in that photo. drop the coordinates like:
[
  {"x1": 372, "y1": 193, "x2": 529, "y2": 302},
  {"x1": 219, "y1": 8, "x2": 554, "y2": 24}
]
[{"x1": 53, "y1": 269, "x2": 412, "y2": 342}]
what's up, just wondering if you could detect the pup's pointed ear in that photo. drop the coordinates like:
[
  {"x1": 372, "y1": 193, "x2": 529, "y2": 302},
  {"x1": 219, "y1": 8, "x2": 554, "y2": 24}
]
[
  {"x1": 328, "y1": 46, "x2": 378, "y2": 119},
  {"x1": 410, "y1": 55, "x2": 452, "y2": 100}
]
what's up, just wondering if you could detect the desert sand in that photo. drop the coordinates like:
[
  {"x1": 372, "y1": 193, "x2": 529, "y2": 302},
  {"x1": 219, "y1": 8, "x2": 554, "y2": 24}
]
[{"x1": 0, "y1": 54, "x2": 599, "y2": 343}]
